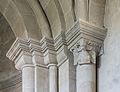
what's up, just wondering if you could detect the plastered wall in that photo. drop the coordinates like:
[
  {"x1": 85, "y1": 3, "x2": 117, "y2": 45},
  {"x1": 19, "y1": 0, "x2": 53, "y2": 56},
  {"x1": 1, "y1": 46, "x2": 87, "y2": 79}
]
[{"x1": 99, "y1": 0, "x2": 120, "y2": 92}]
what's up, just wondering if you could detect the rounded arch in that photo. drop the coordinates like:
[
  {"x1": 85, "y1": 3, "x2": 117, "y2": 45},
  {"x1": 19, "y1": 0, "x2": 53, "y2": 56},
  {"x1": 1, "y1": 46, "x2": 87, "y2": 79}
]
[
  {"x1": 58, "y1": 0, "x2": 75, "y2": 30},
  {"x1": 26, "y1": 0, "x2": 53, "y2": 38},
  {"x1": 39, "y1": 0, "x2": 66, "y2": 38},
  {"x1": 38, "y1": 0, "x2": 75, "y2": 38},
  {"x1": 0, "y1": 0, "x2": 49, "y2": 40},
  {"x1": 0, "y1": 0, "x2": 28, "y2": 39}
]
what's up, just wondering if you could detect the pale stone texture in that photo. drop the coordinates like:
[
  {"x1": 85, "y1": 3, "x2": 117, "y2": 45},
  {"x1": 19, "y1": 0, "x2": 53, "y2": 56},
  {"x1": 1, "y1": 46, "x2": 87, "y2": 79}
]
[
  {"x1": 99, "y1": 0, "x2": 120, "y2": 92},
  {"x1": 49, "y1": 64, "x2": 57, "y2": 92},
  {"x1": 76, "y1": 0, "x2": 106, "y2": 27},
  {"x1": 0, "y1": 82, "x2": 22, "y2": 92},
  {"x1": 0, "y1": 15, "x2": 17, "y2": 81},
  {"x1": 35, "y1": 66, "x2": 48, "y2": 92},
  {"x1": 59, "y1": 60, "x2": 76, "y2": 92},
  {"x1": 0, "y1": 13, "x2": 21, "y2": 92},
  {"x1": 77, "y1": 64, "x2": 96, "y2": 92},
  {"x1": 22, "y1": 66, "x2": 34, "y2": 92},
  {"x1": 0, "y1": 0, "x2": 116, "y2": 92},
  {"x1": 89, "y1": 0, "x2": 106, "y2": 27}
]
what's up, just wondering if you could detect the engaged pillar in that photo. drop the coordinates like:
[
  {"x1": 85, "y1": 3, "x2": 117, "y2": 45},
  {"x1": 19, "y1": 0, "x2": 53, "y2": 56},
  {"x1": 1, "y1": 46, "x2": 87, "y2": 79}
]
[
  {"x1": 22, "y1": 65, "x2": 35, "y2": 92},
  {"x1": 6, "y1": 38, "x2": 46, "y2": 92},
  {"x1": 71, "y1": 39, "x2": 97, "y2": 92},
  {"x1": 66, "y1": 20, "x2": 107, "y2": 92},
  {"x1": 41, "y1": 37, "x2": 58, "y2": 92},
  {"x1": 48, "y1": 64, "x2": 57, "y2": 92}
]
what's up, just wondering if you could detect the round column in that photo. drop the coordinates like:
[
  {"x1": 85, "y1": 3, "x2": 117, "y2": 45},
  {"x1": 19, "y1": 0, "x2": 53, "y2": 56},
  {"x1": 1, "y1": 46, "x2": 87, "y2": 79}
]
[
  {"x1": 76, "y1": 64, "x2": 96, "y2": 92},
  {"x1": 48, "y1": 64, "x2": 58, "y2": 92},
  {"x1": 22, "y1": 65, "x2": 35, "y2": 92}
]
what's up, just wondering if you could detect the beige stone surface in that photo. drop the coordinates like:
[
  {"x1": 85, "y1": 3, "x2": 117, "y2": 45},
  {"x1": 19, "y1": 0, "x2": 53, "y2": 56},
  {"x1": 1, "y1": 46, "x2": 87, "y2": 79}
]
[
  {"x1": 99, "y1": 0, "x2": 120, "y2": 92},
  {"x1": 0, "y1": 13, "x2": 21, "y2": 92},
  {"x1": 0, "y1": 0, "x2": 118, "y2": 92},
  {"x1": 0, "y1": 14, "x2": 17, "y2": 81},
  {"x1": 0, "y1": 82, "x2": 22, "y2": 92}
]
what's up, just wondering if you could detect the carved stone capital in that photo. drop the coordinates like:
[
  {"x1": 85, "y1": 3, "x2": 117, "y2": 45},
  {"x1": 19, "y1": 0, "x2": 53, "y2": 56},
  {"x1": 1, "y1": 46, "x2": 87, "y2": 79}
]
[
  {"x1": 70, "y1": 38, "x2": 100, "y2": 65},
  {"x1": 40, "y1": 37, "x2": 57, "y2": 65},
  {"x1": 6, "y1": 38, "x2": 42, "y2": 70},
  {"x1": 54, "y1": 20, "x2": 107, "y2": 67},
  {"x1": 67, "y1": 20, "x2": 107, "y2": 66}
]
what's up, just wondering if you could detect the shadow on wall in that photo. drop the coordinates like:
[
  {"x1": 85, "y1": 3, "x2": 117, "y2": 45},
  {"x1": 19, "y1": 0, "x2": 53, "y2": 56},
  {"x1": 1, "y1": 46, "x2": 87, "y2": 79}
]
[{"x1": 0, "y1": 13, "x2": 21, "y2": 92}]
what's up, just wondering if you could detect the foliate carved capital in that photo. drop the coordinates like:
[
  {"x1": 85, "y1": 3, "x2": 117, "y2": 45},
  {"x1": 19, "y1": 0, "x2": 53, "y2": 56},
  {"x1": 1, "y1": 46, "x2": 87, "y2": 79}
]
[
  {"x1": 65, "y1": 20, "x2": 107, "y2": 66},
  {"x1": 71, "y1": 38, "x2": 101, "y2": 66}
]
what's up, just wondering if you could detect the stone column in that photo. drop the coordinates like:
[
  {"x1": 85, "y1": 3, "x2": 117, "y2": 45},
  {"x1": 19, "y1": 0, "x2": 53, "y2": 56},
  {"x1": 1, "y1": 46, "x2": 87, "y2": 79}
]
[
  {"x1": 76, "y1": 64, "x2": 96, "y2": 92},
  {"x1": 65, "y1": 20, "x2": 107, "y2": 92},
  {"x1": 9, "y1": 51, "x2": 35, "y2": 92},
  {"x1": 41, "y1": 37, "x2": 58, "y2": 92},
  {"x1": 54, "y1": 31, "x2": 76, "y2": 92},
  {"x1": 22, "y1": 65, "x2": 35, "y2": 92},
  {"x1": 70, "y1": 39, "x2": 98, "y2": 92},
  {"x1": 32, "y1": 51, "x2": 49, "y2": 92},
  {"x1": 6, "y1": 38, "x2": 43, "y2": 92},
  {"x1": 48, "y1": 64, "x2": 58, "y2": 92}
]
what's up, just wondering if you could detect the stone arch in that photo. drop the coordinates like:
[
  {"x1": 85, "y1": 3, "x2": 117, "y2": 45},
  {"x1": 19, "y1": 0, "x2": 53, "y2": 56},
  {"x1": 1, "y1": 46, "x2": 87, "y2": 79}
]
[
  {"x1": 58, "y1": 0, "x2": 75, "y2": 30},
  {"x1": 25, "y1": 0, "x2": 53, "y2": 38},
  {"x1": 39, "y1": 0, "x2": 67, "y2": 38},
  {"x1": 38, "y1": 0, "x2": 76, "y2": 38},
  {"x1": 0, "y1": 12, "x2": 21, "y2": 91},
  {"x1": 0, "y1": 0, "x2": 28, "y2": 39},
  {"x1": 0, "y1": 0, "x2": 51, "y2": 40}
]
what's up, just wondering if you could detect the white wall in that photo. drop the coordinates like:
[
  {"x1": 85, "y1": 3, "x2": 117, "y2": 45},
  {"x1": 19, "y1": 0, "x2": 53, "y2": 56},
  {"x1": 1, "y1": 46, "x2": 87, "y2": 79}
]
[{"x1": 99, "y1": 0, "x2": 120, "y2": 92}]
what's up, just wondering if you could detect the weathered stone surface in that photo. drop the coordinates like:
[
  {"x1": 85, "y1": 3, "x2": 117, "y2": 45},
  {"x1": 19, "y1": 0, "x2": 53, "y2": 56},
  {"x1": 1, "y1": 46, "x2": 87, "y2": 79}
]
[
  {"x1": 99, "y1": 0, "x2": 120, "y2": 92},
  {"x1": 0, "y1": 0, "x2": 118, "y2": 92}
]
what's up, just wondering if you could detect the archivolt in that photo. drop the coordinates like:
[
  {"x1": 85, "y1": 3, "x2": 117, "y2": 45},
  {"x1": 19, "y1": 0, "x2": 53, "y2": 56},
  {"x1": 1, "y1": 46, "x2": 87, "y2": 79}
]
[
  {"x1": 0, "y1": 0, "x2": 75, "y2": 40},
  {"x1": 0, "y1": 0, "x2": 52, "y2": 40},
  {"x1": 39, "y1": 0, "x2": 66, "y2": 38},
  {"x1": 38, "y1": 0, "x2": 75, "y2": 38},
  {"x1": 0, "y1": 0, "x2": 28, "y2": 39}
]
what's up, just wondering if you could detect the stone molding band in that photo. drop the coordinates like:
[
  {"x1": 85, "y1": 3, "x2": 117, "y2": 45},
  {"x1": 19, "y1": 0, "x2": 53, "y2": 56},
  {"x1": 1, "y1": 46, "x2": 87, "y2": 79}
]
[
  {"x1": 5, "y1": 19, "x2": 107, "y2": 92},
  {"x1": 54, "y1": 19, "x2": 107, "y2": 66},
  {"x1": 6, "y1": 19, "x2": 107, "y2": 68}
]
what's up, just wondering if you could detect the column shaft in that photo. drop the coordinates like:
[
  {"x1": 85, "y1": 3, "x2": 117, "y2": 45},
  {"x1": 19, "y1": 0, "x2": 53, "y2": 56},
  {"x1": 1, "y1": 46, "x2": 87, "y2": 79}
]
[
  {"x1": 22, "y1": 66, "x2": 35, "y2": 92},
  {"x1": 49, "y1": 64, "x2": 58, "y2": 92},
  {"x1": 76, "y1": 64, "x2": 96, "y2": 92}
]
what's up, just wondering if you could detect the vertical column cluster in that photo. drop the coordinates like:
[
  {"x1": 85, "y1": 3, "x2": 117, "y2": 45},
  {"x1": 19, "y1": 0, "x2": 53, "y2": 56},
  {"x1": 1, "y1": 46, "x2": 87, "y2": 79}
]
[
  {"x1": 6, "y1": 37, "x2": 58, "y2": 92},
  {"x1": 66, "y1": 20, "x2": 107, "y2": 92},
  {"x1": 6, "y1": 20, "x2": 107, "y2": 92},
  {"x1": 54, "y1": 20, "x2": 107, "y2": 92},
  {"x1": 70, "y1": 38, "x2": 99, "y2": 92},
  {"x1": 40, "y1": 37, "x2": 58, "y2": 92},
  {"x1": 6, "y1": 39, "x2": 37, "y2": 92}
]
